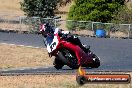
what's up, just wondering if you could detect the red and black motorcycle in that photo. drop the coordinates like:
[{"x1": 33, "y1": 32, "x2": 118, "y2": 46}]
[{"x1": 40, "y1": 29, "x2": 100, "y2": 70}]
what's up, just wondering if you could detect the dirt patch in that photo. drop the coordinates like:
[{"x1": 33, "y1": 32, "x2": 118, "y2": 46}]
[
  {"x1": 0, "y1": 75, "x2": 76, "y2": 88},
  {"x1": 0, "y1": 0, "x2": 24, "y2": 16},
  {"x1": 0, "y1": 44, "x2": 54, "y2": 69},
  {"x1": 110, "y1": 31, "x2": 128, "y2": 38},
  {"x1": 0, "y1": 23, "x2": 29, "y2": 31},
  {"x1": 72, "y1": 30, "x2": 94, "y2": 36}
]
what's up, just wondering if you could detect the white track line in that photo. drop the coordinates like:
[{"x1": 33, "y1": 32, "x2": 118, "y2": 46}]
[
  {"x1": 0, "y1": 66, "x2": 50, "y2": 72},
  {"x1": 0, "y1": 43, "x2": 42, "y2": 49}
]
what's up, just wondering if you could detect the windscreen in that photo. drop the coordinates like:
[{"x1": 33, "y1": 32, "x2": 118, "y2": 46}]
[{"x1": 45, "y1": 35, "x2": 54, "y2": 46}]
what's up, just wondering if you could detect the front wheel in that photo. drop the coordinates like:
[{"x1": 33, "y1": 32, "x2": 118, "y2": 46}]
[
  {"x1": 53, "y1": 58, "x2": 64, "y2": 70},
  {"x1": 61, "y1": 49, "x2": 79, "y2": 69}
]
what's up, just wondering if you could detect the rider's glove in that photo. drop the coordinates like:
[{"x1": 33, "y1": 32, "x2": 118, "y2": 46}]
[{"x1": 61, "y1": 34, "x2": 68, "y2": 39}]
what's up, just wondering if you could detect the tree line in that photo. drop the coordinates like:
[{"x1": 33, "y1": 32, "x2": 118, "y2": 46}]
[{"x1": 20, "y1": 0, "x2": 132, "y2": 23}]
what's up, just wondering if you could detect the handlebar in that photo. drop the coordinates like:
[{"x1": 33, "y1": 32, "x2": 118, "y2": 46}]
[{"x1": 50, "y1": 16, "x2": 61, "y2": 19}]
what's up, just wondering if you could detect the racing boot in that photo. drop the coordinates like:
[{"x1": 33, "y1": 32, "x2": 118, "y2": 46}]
[{"x1": 82, "y1": 44, "x2": 90, "y2": 53}]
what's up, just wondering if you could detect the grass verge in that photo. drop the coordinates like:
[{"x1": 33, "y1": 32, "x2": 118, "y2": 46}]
[
  {"x1": 0, "y1": 74, "x2": 132, "y2": 88},
  {"x1": 0, "y1": 44, "x2": 53, "y2": 69}
]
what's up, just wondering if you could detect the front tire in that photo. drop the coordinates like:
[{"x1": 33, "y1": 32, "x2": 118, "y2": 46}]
[
  {"x1": 53, "y1": 58, "x2": 64, "y2": 70},
  {"x1": 61, "y1": 49, "x2": 79, "y2": 69}
]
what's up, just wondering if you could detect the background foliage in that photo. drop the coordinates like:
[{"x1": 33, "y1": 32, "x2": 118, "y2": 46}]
[
  {"x1": 20, "y1": 0, "x2": 132, "y2": 32},
  {"x1": 111, "y1": 4, "x2": 132, "y2": 24},
  {"x1": 68, "y1": 0, "x2": 125, "y2": 22},
  {"x1": 66, "y1": 0, "x2": 125, "y2": 30},
  {"x1": 20, "y1": 0, "x2": 59, "y2": 17}
]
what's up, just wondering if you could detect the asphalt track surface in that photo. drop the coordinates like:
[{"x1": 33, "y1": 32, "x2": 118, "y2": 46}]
[{"x1": 0, "y1": 32, "x2": 132, "y2": 75}]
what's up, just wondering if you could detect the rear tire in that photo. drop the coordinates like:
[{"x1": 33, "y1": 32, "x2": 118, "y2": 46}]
[{"x1": 53, "y1": 58, "x2": 64, "y2": 70}]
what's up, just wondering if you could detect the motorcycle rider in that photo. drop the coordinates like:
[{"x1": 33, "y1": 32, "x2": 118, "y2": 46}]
[{"x1": 39, "y1": 23, "x2": 90, "y2": 53}]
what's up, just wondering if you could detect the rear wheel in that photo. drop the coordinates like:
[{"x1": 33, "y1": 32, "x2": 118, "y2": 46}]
[{"x1": 53, "y1": 57, "x2": 64, "y2": 70}]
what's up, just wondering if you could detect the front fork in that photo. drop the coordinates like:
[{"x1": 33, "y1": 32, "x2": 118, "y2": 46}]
[{"x1": 55, "y1": 51, "x2": 70, "y2": 65}]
